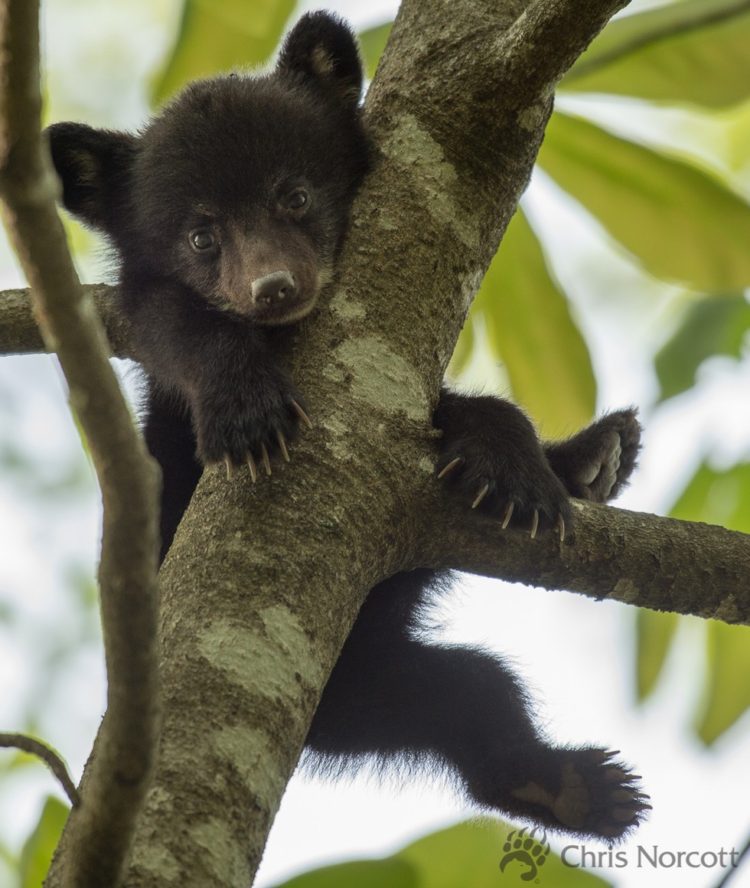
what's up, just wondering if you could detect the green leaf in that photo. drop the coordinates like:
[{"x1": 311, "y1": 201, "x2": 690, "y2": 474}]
[
  {"x1": 697, "y1": 621, "x2": 750, "y2": 744},
  {"x1": 0, "y1": 841, "x2": 17, "y2": 868},
  {"x1": 562, "y1": 0, "x2": 750, "y2": 109},
  {"x1": 0, "y1": 748, "x2": 37, "y2": 774},
  {"x1": 538, "y1": 112, "x2": 750, "y2": 290},
  {"x1": 635, "y1": 609, "x2": 680, "y2": 700},
  {"x1": 275, "y1": 820, "x2": 612, "y2": 887},
  {"x1": 399, "y1": 820, "x2": 611, "y2": 888},
  {"x1": 655, "y1": 293, "x2": 750, "y2": 401},
  {"x1": 669, "y1": 462, "x2": 750, "y2": 533},
  {"x1": 152, "y1": 0, "x2": 296, "y2": 105},
  {"x1": 274, "y1": 859, "x2": 416, "y2": 888},
  {"x1": 476, "y1": 210, "x2": 596, "y2": 437},
  {"x1": 19, "y1": 797, "x2": 69, "y2": 888},
  {"x1": 727, "y1": 100, "x2": 750, "y2": 172},
  {"x1": 358, "y1": 22, "x2": 392, "y2": 81},
  {"x1": 446, "y1": 315, "x2": 475, "y2": 380},
  {"x1": 666, "y1": 462, "x2": 750, "y2": 743},
  {"x1": 398, "y1": 820, "x2": 507, "y2": 888}
]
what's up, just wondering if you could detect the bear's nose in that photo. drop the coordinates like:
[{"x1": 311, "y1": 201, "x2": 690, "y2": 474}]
[{"x1": 251, "y1": 271, "x2": 297, "y2": 306}]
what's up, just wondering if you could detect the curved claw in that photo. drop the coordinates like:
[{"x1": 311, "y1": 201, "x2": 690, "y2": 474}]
[
  {"x1": 471, "y1": 482, "x2": 490, "y2": 510},
  {"x1": 501, "y1": 501, "x2": 514, "y2": 529},
  {"x1": 277, "y1": 429, "x2": 290, "y2": 463},
  {"x1": 530, "y1": 508, "x2": 539, "y2": 540},
  {"x1": 291, "y1": 399, "x2": 313, "y2": 430},
  {"x1": 246, "y1": 453, "x2": 258, "y2": 483},
  {"x1": 556, "y1": 513, "x2": 566, "y2": 544},
  {"x1": 225, "y1": 456, "x2": 234, "y2": 480},
  {"x1": 260, "y1": 442, "x2": 272, "y2": 476},
  {"x1": 437, "y1": 456, "x2": 463, "y2": 480}
]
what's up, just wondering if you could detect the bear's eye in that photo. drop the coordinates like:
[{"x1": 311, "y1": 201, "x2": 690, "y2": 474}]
[
  {"x1": 189, "y1": 228, "x2": 216, "y2": 252},
  {"x1": 285, "y1": 188, "x2": 310, "y2": 212}
]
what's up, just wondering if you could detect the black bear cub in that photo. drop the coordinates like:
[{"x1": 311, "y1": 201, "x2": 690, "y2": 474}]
[{"x1": 47, "y1": 11, "x2": 649, "y2": 840}]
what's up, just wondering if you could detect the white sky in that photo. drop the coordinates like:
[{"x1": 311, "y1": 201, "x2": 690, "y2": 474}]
[{"x1": 1, "y1": 2, "x2": 749, "y2": 887}]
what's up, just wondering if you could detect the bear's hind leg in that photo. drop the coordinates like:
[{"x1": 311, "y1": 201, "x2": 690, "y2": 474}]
[{"x1": 305, "y1": 570, "x2": 648, "y2": 840}]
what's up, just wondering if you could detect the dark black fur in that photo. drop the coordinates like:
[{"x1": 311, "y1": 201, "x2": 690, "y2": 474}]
[{"x1": 46, "y1": 12, "x2": 648, "y2": 840}]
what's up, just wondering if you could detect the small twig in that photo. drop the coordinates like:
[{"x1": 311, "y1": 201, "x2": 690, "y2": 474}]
[{"x1": 0, "y1": 732, "x2": 80, "y2": 807}]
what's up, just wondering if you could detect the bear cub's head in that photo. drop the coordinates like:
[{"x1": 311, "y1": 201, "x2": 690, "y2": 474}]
[{"x1": 46, "y1": 12, "x2": 369, "y2": 326}]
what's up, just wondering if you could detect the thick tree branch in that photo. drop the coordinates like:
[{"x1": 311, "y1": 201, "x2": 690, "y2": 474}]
[
  {"x1": 4, "y1": 285, "x2": 748, "y2": 626},
  {"x1": 0, "y1": 733, "x2": 80, "y2": 807},
  {"x1": 0, "y1": 285, "x2": 129, "y2": 357},
  {"x1": 419, "y1": 495, "x2": 750, "y2": 625},
  {"x1": 0, "y1": 2, "x2": 159, "y2": 887},
  {"x1": 4, "y1": 285, "x2": 750, "y2": 625}
]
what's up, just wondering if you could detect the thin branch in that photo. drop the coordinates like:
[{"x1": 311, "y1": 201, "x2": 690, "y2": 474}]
[
  {"x1": 0, "y1": 2, "x2": 160, "y2": 887},
  {"x1": 420, "y1": 493, "x2": 750, "y2": 624},
  {"x1": 0, "y1": 733, "x2": 80, "y2": 807}
]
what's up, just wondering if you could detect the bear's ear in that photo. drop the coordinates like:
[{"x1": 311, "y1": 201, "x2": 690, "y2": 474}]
[
  {"x1": 276, "y1": 12, "x2": 363, "y2": 111},
  {"x1": 45, "y1": 122, "x2": 137, "y2": 233}
]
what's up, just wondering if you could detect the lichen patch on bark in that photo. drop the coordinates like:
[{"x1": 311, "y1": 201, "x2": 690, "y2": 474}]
[{"x1": 334, "y1": 335, "x2": 428, "y2": 422}]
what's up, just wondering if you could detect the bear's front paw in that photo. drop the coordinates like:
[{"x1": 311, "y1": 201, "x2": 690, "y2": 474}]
[
  {"x1": 437, "y1": 439, "x2": 572, "y2": 541},
  {"x1": 194, "y1": 375, "x2": 311, "y2": 478}
]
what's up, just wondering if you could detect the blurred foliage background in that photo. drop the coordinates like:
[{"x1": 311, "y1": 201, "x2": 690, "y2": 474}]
[{"x1": 1, "y1": 0, "x2": 750, "y2": 885}]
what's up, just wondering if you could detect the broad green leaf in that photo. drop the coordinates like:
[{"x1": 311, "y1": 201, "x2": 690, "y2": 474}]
[
  {"x1": 726, "y1": 98, "x2": 750, "y2": 172},
  {"x1": 0, "y1": 842, "x2": 16, "y2": 867},
  {"x1": 635, "y1": 609, "x2": 680, "y2": 700},
  {"x1": 446, "y1": 315, "x2": 475, "y2": 379},
  {"x1": 19, "y1": 797, "x2": 69, "y2": 888},
  {"x1": 539, "y1": 113, "x2": 750, "y2": 290},
  {"x1": 0, "y1": 845, "x2": 17, "y2": 888},
  {"x1": 60, "y1": 216, "x2": 95, "y2": 263},
  {"x1": 152, "y1": 0, "x2": 296, "y2": 105},
  {"x1": 476, "y1": 210, "x2": 596, "y2": 437},
  {"x1": 655, "y1": 293, "x2": 750, "y2": 401},
  {"x1": 697, "y1": 621, "x2": 750, "y2": 744},
  {"x1": 399, "y1": 820, "x2": 610, "y2": 888},
  {"x1": 276, "y1": 820, "x2": 612, "y2": 887},
  {"x1": 668, "y1": 463, "x2": 750, "y2": 742},
  {"x1": 358, "y1": 22, "x2": 392, "y2": 81},
  {"x1": 0, "y1": 747, "x2": 35, "y2": 774},
  {"x1": 274, "y1": 858, "x2": 416, "y2": 888},
  {"x1": 398, "y1": 820, "x2": 509, "y2": 888},
  {"x1": 563, "y1": 0, "x2": 750, "y2": 108},
  {"x1": 669, "y1": 462, "x2": 750, "y2": 532}
]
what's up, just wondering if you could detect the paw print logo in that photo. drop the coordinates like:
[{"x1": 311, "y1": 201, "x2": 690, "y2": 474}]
[{"x1": 499, "y1": 828, "x2": 550, "y2": 882}]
